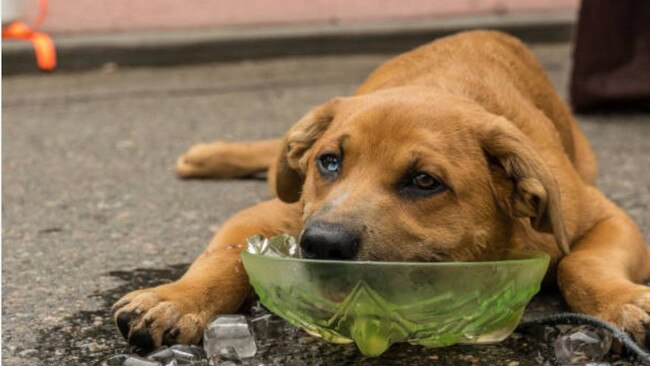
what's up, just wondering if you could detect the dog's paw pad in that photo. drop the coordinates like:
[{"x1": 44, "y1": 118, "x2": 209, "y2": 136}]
[
  {"x1": 112, "y1": 289, "x2": 204, "y2": 351},
  {"x1": 608, "y1": 289, "x2": 650, "y2": 347}
]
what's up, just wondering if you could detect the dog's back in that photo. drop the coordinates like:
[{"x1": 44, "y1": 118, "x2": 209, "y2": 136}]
[{"x1": 357, "y1": 30, "x2": 597, "y2": 184}]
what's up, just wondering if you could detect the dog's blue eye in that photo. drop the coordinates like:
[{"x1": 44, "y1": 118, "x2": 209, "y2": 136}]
[{"x1": 317, "y1": 154, "x2": 340, "y2": 175}]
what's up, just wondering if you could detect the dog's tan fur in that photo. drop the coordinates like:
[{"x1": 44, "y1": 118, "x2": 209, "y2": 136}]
[{"x1": 113, "y1": 31, "x2": 650, "y2": 349}]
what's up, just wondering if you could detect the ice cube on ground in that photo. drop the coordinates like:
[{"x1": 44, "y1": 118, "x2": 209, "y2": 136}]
[
  {"x1": 216, "y1": 346, "x2": 240, "y2": 361},
  {"x1": 147, "y1": 347, "x2": 175, "y2": 363},
  {"x1": 170, "y1": 344, "x2": 207, "y2": 362},
  {"x1": 204, "y1": 315, "x2": 257, "y2": 359},
  {"x1": 218, "y1": 362, "x2": 240, "y2": 366},
  {"x1": 99, "y1": 354, "x2": 129, "y2": 366},
  {"x1": 553, "y1": 326, "x2": 612, "y2": 364},
  {"x1": 250, "y1": 314, "x2": 285, "y2": 340},
  {"x1": 120, "y1": 355, "x2": 164, "y2": 366}
]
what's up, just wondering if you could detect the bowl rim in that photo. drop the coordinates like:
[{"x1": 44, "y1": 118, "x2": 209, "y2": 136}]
[{"x1": 241, "y1": 250, "x2": 550, "y2": 268}]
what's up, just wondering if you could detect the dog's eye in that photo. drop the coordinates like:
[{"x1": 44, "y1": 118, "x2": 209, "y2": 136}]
[
  {"x1": 412, "y1": 173, "x2": 440, "y2": 189},
  {"x1": 407, "y1": 173, "x2": 447, "y2": 194},
  {"x1": 317, "y1": 154, "x2": 341, "y2": 176}
]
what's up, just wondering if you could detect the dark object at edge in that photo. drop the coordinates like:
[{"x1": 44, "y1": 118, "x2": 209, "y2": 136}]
[{"x1": 570, "y1": 0, "x2": 650, "y2": 112}]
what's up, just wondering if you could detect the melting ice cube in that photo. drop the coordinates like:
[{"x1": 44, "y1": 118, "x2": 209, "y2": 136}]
[
  {"x1": 169, "y1": 344, "x2": 206, "y2": 362},
  {"x1": 245, "y1": 234, "x2": 298, "y2": 258},
  {"x1": 250, "y1": 314, "x2": 285, "y2": 340},
  {"x1": 204, "y1": 315, "x2": 257, "y2": 359},
  {"x1": 146, "y1": 347, "x2": 174, "y2": 364},
  {"x1": 553, "y1": 326, "x2": 611, "y2": 364},
  {"x1": 102, "y1": 354, "x2": 163, "y2": 366}
]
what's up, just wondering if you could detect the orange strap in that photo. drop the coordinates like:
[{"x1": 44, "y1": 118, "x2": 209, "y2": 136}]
[{"x1": 2, "y1": 0, "x2": 56, "y2": 71}]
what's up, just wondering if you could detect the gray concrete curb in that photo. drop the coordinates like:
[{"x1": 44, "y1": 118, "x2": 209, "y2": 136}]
[{"x1": 2, "y1": 11, "x2": 575, "y2": 75}]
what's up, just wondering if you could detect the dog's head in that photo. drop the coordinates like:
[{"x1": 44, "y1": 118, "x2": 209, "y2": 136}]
[{"x1": 276, "y1": 88, "x2": 568, "y2": 262}]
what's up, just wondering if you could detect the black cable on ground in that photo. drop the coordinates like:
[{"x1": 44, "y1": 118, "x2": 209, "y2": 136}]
[{"x1": 517, "y1": 312, "x2": 650, "y2": 365}]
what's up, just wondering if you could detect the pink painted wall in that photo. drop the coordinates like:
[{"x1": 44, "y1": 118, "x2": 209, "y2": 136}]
[{"x1": 21, "y1": 0, "x2": 578, "y2": 34}]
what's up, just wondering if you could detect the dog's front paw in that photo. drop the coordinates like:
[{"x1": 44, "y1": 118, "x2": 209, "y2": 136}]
[
  {"x1": 112, "y1": 284, "x2": 206, "y2": 351},
  {"x1": 606, "y1": 287, "x2": 650, "y2": 347},
  {"x1": 176, "y1": 142, "x2": 233, "y2": 179}
]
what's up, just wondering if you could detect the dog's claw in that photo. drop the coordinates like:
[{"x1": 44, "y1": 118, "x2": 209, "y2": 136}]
[
  {"x1": 116, "y1": 311, "x2": 133, "y2": 339},
  {"x1": 129, "y1": 328, "x2": 155, "y2": 352},
  {"x1": 162, "y1": 327, "x2": 179, "y2": 346},
  {"x1": 111, "y1": 298, "x2": 130, "y2": 312}
]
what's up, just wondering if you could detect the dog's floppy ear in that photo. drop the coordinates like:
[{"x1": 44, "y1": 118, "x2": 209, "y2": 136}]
[
  {"x1": 276, "y1": 99, "x2": 340, "y2": 202},
  {"x1": 478, "y1": 118, "x2": 570, "y2": 255}
]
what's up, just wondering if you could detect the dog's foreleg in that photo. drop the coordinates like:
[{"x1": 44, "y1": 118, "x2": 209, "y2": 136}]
[
  {"x1": 112, "y1": 198, "x2": 302, "y2": 350},
  {"x1": 176, "y1": 138, "x2": 282, "y2": 179},
  {"x1": 557, "y1": 189, "x2": 650, "y2": 346}
]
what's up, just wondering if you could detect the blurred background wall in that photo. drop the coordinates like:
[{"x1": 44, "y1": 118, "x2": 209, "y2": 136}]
[{"x1": 20, "y1": 0, "x2": 578, "y2": 34}]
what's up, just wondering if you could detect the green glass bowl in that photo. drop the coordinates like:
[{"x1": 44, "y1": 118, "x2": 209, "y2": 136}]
[{"x1": 241, "y1": 250, "x2": 549, "y2": 357}]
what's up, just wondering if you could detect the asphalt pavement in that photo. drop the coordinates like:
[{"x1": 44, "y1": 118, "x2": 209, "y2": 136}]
[{"x1": 2, "y1": 43, "x2": 649, "y2": 365}]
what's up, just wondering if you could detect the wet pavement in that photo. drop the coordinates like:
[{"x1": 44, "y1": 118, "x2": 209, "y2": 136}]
[{"x1": 3, "y1": 42, "x2": 649, "y2": 365}]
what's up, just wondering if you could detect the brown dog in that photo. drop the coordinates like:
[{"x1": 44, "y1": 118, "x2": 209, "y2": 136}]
[{"x1": 113, "y1": 30, "x2": 650, "y2": 351}]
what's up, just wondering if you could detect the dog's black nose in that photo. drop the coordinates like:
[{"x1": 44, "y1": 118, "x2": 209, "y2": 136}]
[{"x1": 300, "y1": 222, "x2": 361, "y2": 260}]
